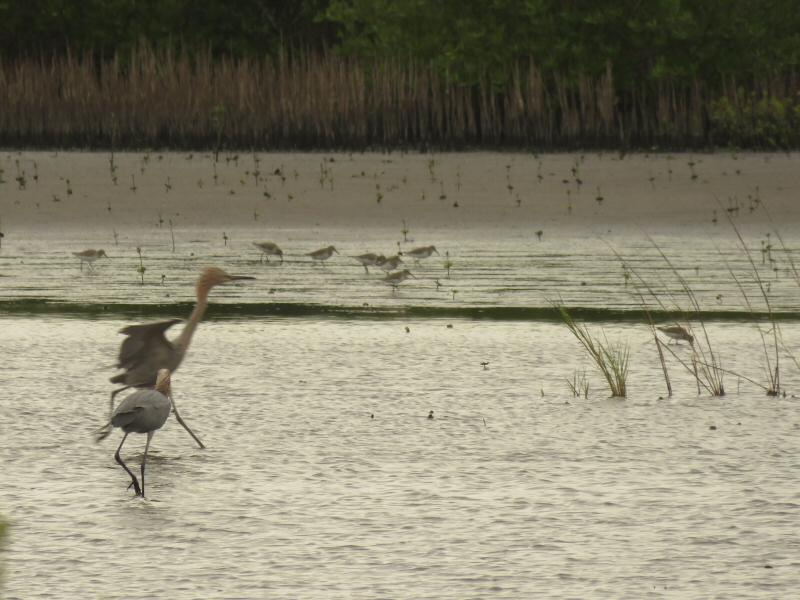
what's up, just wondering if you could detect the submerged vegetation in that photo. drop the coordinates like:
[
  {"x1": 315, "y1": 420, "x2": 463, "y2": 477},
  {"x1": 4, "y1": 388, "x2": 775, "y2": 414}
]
[{"x1": 1, "y1": 1, "x2": 799, "y2": 149}]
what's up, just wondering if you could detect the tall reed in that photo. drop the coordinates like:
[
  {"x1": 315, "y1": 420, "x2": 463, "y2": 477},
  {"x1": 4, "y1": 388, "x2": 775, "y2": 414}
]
[
  {"x1": 718, "y1": 208, "x2": 781, "y2": 395},
  {"x1": 646, "y1": 237, "x2": 726, "y2": 395},
  {"x1": 1, "y1": 45, "x2": 798, "y2": 149}
]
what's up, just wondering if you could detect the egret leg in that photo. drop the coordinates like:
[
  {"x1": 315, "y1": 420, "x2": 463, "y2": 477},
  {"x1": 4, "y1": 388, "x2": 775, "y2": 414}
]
[
  {"x1": 171, "y1": 396, "x2": 206, "y2": 449},
  {"x1": 114, "y1": 433, "x2": 141, "y2": 496},
  {"x1": 363, "y1": 265, "x2": 369, "y2": 274},
  {"x1": 141, "y1": 431, "x2": 154, "y2": 497}
]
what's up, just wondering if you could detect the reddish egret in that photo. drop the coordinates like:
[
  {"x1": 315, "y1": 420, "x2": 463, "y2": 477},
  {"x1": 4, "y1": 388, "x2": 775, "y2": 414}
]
[
  {"x1": 96, "y1": 369, "x2": 172, "y2": 497},
  {"x1": 307, "y1": 245, "x2": 338, "y2": 265},
  {"x1": 351, "y1": 252, "x2": 385, "y2": 274},
  {"x1": 405, "y1": 245, "x2": 439, "y2": 262},
  {"x1": 252, "y1": 241, "x2": 283, "y2": 263},
  {"x1": 657, "y1": 325, "x2": 694, "y2": 345},
  {"x1": 74, "y1": 249, "x2": 108, "y2": 271},
  {"x1": 109, "y1": 267, "x2": 254, "y2": 447}
]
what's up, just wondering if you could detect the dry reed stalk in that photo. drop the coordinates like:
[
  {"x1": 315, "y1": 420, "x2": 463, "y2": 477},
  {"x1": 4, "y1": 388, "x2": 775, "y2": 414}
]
[{"x1": 1, "y1": 45, "x2": 798, "y2": 149}]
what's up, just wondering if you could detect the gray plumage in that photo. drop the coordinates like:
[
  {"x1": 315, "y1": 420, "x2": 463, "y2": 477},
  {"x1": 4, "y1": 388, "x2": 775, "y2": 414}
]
[
  {"x1": 111, "y1": 389, "x2": 171, "y2": 434},
  {"x1": 97, "y1": 369, "x2": 173, "y2": 497}
]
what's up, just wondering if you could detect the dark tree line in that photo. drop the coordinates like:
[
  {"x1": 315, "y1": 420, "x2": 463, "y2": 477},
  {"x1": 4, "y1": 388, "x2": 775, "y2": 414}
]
[
  {"x1": 2, "y1": 0, "x2": 798, "y2": 86},
  {"x1": 2, "y1": 0, "x2": 799, "y2": 148}
]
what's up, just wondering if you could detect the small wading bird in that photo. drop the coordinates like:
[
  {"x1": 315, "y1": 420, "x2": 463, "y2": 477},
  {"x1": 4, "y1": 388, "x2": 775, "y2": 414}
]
[
  {"x1": 74, "y1": 249, "x2": 108, "y2": 271},
  {"x1": 96, "y1": 369, "x2": 173, "y2": 497},
  {"x1": 382, "y1": 269, "x2": 416, "y2": 292},
  {"x1": 351, "y1": 252, "x2": 385, "y2": 274},
  {"x1": 657, "y1": 325, "x2": 694, "y2": 345},
  {"x1": 307, "y1": 245, "x2": 338, "y2": 265},
  {"x1": 252, "y1": 241, "x2": 283, "y2": 263},
  {"x1": 405, "y1": 245, "x2": 439, "y2": 263},
  {"x1": 109, "y1": 267, "x2": 254, "y2": 447},
  {"x1": 378, "y1": 255, "x2": 403, "y2": 272}
]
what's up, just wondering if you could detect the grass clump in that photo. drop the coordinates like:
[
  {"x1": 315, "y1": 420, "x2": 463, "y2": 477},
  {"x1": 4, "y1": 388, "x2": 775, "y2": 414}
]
[{"x1": 559, "y1": 306, "x2": 629, "y2": 398}]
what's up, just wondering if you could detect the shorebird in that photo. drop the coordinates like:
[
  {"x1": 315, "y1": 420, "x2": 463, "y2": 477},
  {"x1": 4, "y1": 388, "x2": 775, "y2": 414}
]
[
  {"x1": 307, "y1": 245, "x2": 338, "y2": 265},
  {"x1": 351, "y1": 252, "x2": 386, "y2": 274},
  {"x1": 96, "y1": 368, "x2": 173, "y2": 497},
  {"x1": 382, "y1": 269, "x2": 415, "y2": 291},
  {"x1": 378, "y1": 255, "x2": 403, "y2": 272},
  {"x1": 109, "y1": 267, "x2": 254, "y2": 447},
  {"x1": 657, "y1": 325, "x2": 694, "y2": 345},
  {"x1": 405, "y1": 245, "x2": 439, "y2": 262},
  {"x1": 252, "y1": 241, "x2": 283, "y2": 263},
  {"x1": 74, "y1": 249, "x2": 108, "y2": 271}
]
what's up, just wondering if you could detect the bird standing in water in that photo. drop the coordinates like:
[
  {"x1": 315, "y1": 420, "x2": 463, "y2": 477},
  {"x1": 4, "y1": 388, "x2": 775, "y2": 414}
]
[
  {"x1": 109, "y1": 267, "x2": 254, "y2": 447},
  {"x1": 382, "y1": 269, "x2": 416, "y2": 292},
  {"x1": 657, "y1": 325, "x2": 694, "y2": 345},
  {"x1": 307, "y1": 245, "x2": 338, "y2": 265},
  {"x1": 252, "y1": 241, "x2": 283, "y2": 263},
  {"x1": 351, "y1": 252, "x2": 385, "y2": 274},
  {"x1": 378, "y1": 255, "x2": 403, "y2": 272},
  {"x1": 96, "y1": 369, "x2": 173, "y2": 497},
  {"x1": 74, "y1": 249, "x2": 108, "y2": 271},
  {"x1": 405, "y1": 245, "x2": 439, "y2": 263}
]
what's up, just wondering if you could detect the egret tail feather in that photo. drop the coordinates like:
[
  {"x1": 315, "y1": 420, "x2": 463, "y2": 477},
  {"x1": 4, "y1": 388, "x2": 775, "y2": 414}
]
[{"x1": 95, "y1": 422, "x2": 113, "y2": 443}]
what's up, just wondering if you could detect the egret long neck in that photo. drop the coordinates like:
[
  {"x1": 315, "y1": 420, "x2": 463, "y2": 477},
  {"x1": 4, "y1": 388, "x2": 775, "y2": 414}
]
[{"x1": 175, "y1": 288, "x2": 210, "y2": 350}]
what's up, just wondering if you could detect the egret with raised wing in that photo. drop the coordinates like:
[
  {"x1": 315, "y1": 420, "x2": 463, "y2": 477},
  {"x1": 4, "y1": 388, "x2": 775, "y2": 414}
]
[{"x1": 109, "y1": 267, "x2": 254, "y2": 447}]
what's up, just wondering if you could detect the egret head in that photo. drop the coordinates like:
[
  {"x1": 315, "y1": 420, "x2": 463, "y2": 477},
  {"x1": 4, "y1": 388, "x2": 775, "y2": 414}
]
[
  {"x1": 197, "y1": 267, "x2": 255, "y2": 296},
  {"x1": 330, "y1": 246, "x2": 339, "y2": 254},
  {"x1": 155, "y1": 368, "x2": 171, "y2": 395},
  {"x1": 98, "y1": 249, "x2": 109, "y2": 258}
]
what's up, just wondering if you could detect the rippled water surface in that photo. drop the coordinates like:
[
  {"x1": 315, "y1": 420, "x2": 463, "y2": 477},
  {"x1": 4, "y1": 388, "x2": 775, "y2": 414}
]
[
  {"x1": 2, "y1": 151, "x2": 800, "y2": 598},
  {"x1": 2, "y1": 318, "x2": 799, "y2": 598}
]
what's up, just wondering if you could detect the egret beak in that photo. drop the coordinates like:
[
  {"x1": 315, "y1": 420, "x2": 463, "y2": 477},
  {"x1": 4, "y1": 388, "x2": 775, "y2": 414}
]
[
  {"x1": 229, "y1": 275, "x2": 256, "y2": 281},
  {"x1": 409, "y1": 272, "x2": 417, "y2": 279},
  {"x1": 433, "y1": 248, "x2": 440, "y2": 255}
]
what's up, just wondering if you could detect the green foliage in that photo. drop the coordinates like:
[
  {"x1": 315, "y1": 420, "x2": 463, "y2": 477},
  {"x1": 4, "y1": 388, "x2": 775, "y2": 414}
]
[
  {"x1": 0, "y1": 0, "x2": 335, "y2": 58},
  {"x1": 710, "y1": 94, "x2": 800, "y2": 148},
  {"x1": 326, "y1": 0, "x2": 800, "y2": 87}
]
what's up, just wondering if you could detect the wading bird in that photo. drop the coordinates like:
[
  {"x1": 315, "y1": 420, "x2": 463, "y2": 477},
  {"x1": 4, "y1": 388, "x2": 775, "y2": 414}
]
[
  {"x1": 74, "y1": 249, "x2": 108, "y2": 271},
  {"x1": 405, "y1": 245, "x2": 439, "y2": 262},
  {"x1": 351, "y1": 252, "x2": 385, "y2": 274},
  {"x1": 252, "y1": 241, "x2": 283, "y2": 263},
  {"x1": 96, "y1": 369, "x2": 172, "y2": 497},
  {"x1": 307, "y1": 245, "x2": 338, "y2": 265},
  {"x1": 109, "y1": 267, "x2": 254, "y2": 447},
  {"x1": 382, "y1": 269, "x2": 415, "y2": 292},
  {"x1": 378, "y1": 255, "x2": 403, "y2": 272},
  {"x1": 657, "y1": 325, "x2": 694, "y2": 345}
]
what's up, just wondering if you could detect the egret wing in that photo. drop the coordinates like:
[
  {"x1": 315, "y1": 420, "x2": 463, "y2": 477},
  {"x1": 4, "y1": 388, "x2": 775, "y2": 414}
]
[{"x1": 116, "y1": 319, "x2": 182, "y2": 370}]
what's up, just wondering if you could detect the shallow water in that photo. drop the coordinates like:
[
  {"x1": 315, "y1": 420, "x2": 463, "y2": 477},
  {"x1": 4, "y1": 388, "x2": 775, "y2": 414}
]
[
  {"x1": 2, "y1": 317, "x2": 800, "y2": 598},
  {"x1": 2, "y1": 151, "x2": 800, "y2": 598}
]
